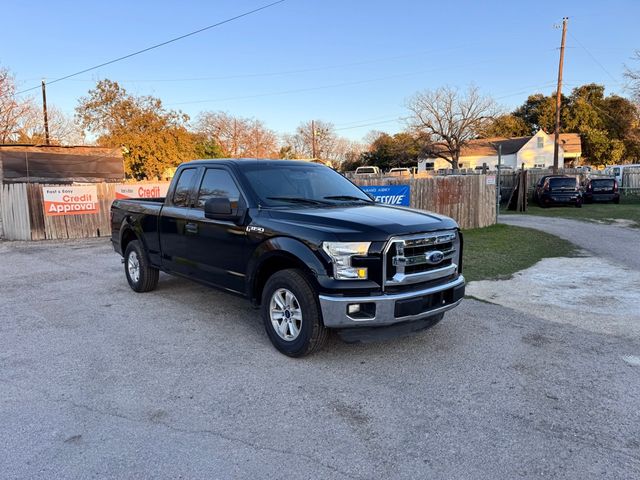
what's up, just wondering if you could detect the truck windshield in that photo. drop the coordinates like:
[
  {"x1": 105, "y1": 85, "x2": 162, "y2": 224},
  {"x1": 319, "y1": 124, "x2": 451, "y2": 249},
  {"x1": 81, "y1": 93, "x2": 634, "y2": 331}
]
[{"x1": 241, "y1": 164, "x2": 372, "y2": 207}]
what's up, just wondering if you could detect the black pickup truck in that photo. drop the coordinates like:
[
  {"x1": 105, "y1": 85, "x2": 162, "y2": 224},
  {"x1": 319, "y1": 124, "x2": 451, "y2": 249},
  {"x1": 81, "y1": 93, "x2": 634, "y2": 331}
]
[{"x1": 111, "y1": 160, "x2": 465, "y2": 356}]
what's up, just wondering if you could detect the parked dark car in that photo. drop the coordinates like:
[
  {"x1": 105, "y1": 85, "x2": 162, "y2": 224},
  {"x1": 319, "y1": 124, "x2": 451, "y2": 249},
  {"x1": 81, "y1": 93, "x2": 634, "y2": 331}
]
[
  {"x1": 110, "y1": 160, "x2": 465, "y2": 357},
  {"x1": 533, "y1": 175, "x2": 582, "y2": 208},
  {"x1": 583, "y1": 177, "x2": 620, "y2": 204}
]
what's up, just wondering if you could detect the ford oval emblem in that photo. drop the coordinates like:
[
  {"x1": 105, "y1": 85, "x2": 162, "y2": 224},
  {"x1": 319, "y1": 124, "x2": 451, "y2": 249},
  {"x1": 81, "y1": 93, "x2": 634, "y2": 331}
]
[{"x1": 427, "y1": 250, "x2": 444, "y2": 264}]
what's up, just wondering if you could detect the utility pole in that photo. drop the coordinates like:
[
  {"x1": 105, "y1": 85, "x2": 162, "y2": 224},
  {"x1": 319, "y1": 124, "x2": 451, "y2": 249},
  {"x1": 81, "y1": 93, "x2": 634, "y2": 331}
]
[
  {"x1": 41, "y1": 79, "x2": 50, "y2": 145},
  {"x1": 311, "y1": 120, "x2": 316, "y2": 159},
  {"x1": 496, "y1": 143, "x2": 502, "y2": 224},
  {"x1": 553, "y1": 17, "x2": 568, "y2": 174}
]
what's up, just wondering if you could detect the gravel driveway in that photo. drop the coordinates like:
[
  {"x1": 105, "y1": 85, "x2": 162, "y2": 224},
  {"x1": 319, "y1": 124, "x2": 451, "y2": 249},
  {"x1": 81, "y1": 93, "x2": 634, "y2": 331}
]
[
  {"x1": 500, "y1": 215, "x2": 640, "y2": 271},
  {"x1": 1, "y1": 239, "x2": 639, "y2": 479}
]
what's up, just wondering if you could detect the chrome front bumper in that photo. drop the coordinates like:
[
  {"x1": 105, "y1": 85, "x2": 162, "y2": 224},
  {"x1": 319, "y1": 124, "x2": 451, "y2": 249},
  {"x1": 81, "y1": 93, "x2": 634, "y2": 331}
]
[{"x1": 318, "y1": 276, "x2": 465, "y2": 328}]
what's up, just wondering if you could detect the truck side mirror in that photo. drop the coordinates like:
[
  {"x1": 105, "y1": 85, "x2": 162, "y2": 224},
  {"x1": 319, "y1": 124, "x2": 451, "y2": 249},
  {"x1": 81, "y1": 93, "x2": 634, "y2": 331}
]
[{"x1": 204, "y1": 197, "x2": 244, "y2": 221}]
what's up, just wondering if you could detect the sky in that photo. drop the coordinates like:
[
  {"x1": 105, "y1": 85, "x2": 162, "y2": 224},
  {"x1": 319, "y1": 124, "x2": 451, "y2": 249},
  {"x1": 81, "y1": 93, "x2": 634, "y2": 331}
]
[{"x1": 1, "y1": 0, "x2": 638, "y2": 141}]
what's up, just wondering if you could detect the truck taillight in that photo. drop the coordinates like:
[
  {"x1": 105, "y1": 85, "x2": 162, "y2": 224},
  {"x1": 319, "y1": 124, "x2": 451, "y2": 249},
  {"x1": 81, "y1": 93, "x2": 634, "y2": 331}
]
[
  {"x1": 613, "y1": 180, "x2": 619, "y2": 192},
  {"x1": 544, "y1": 182, "x2": 550, "y2": 191}
]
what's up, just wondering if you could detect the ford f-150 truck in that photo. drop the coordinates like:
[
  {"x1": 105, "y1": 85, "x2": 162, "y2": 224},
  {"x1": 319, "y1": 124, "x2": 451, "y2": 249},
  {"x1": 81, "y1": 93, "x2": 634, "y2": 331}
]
[{"x1": 111, "y1": 160, "x2": 465, "y2": 356}]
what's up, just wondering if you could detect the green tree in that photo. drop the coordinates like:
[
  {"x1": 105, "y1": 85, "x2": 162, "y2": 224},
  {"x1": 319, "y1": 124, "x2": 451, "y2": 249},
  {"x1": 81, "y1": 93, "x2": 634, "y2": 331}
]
[
  {"x1": 509, "y1": 84, "x2": 640, "y2": 165},
  {"x1": 478, "y1": 114, "x2": 530, "y2": 138},
  {"x1": 76, "y1": 79, "x2": 197, "y2": 179},
  {"x1": 360, "y1": 132, "x2": 429, "y2": 170},
  {"x1": 192, "y1": 133, "x2": 225, "y2": 159},
  {"x1": 563, "y1": 84, "x2": 639, "y2": 165},
  {"x1": 513, "y1": 93, "x2": 569, "y2": 134}
]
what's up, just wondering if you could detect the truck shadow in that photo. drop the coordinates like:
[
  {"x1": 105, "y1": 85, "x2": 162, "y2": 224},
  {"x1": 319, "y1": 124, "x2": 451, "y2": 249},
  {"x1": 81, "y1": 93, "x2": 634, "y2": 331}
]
[{"x1": 147, "y1": 273, "x2": 460, "y2": 361}]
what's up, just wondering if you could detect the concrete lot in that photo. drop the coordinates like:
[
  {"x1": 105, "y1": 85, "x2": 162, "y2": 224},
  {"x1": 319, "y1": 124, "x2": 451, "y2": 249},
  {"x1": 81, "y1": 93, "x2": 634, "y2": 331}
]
[{"x1": 1, "y1": 238, "x2": 639, "y2": 479}]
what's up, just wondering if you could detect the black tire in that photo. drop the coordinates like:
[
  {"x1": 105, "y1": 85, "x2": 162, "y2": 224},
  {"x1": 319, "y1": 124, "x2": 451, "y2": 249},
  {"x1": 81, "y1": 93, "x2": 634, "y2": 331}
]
[
  {"x1": 261, "y1": 269, "x2": 328, "y2": 357},
  {"x1": 613, "y1": 197, "x2": 620, "y2": 204},
  {"x1": 124, "y1": 240, "x2": 159, "y2": 292},
  {"x1": 575, "y1": 200, "x2": 582, "y2": 208}
]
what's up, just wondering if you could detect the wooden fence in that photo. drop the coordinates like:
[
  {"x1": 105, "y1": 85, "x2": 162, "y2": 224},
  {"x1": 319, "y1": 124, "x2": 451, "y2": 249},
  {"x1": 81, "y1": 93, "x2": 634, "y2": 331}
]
[
  {"x1": 0, "y1": 183, "x2": 116, "y2": 241},
  {"x1": 623, "y1": 170, "x2": 640, "y2": 191},
  {"x1": 1, "y1": 183, "x2": 31, "y2": 240},
  {"x1": 0, "y1": 175, "x2": 496, "y2": 240},
  {"x1": 352, "y1": 174, "x2": 496, "y2": 229}
]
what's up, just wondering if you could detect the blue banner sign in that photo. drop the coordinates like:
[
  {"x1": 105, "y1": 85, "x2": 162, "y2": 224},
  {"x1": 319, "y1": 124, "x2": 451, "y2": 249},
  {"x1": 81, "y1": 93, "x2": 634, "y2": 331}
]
[{"x1": 360, "y1": 185, "x2": 410, "y2": 206}]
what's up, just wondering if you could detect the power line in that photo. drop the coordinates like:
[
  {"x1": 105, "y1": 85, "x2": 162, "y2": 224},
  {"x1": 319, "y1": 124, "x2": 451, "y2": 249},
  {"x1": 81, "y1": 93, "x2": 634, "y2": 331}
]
[
  {"x1": 10, "y1": 0, "x2": 286, "y2": 97},
  {"x1": 568, "y1": 31, "x2": 620, "y2": 84},
  {"x1": 167, "y1": 56, "x2": 509, "y2": 106},
  {"x1": 335, "y1": 118, "x2": 402, "y2": 131},
  {"x1": 25, "y1": 41, "x2": 545, "y2": 85},
  {"x1": 46, "y1": 45, "x2": 475, "y2": 84},
  {"x1": 495, "y1": 81, "x2": 558, "y2": 99},
  {"x1": 328, "y1": 82, "x2": 559, "y2": 133},
  {"x1": 335, "y1": 113, "x2": 404, "y2": 127}
]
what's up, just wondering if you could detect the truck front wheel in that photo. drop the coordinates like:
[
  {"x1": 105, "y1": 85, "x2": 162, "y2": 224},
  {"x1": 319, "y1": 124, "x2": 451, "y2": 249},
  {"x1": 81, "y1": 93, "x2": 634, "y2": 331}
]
[
  {"x1": 261, "y1": 269, "x2": 328, "y2": 357},
  {"x1": 124, "y1": 240, "x2": 159, "y2": 293}
]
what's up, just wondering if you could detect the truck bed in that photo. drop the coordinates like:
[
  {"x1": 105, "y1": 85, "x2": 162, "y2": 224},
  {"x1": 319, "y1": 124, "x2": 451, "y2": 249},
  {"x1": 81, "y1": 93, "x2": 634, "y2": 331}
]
[{"x1": 111, "y1": 198, "x2": 165, "y2": 257}]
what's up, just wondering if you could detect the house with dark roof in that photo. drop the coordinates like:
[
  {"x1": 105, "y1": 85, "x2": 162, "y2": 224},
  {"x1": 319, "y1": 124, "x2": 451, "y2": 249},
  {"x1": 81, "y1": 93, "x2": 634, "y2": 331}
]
[{"x1": 417, "y1": 131, "x2": 582, "y2": 172}]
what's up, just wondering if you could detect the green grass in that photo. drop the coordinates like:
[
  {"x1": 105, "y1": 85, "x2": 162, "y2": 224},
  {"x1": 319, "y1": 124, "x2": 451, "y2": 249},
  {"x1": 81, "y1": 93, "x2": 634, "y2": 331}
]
[
  {"x1": 462, "y1": 224, "x2": 577, "y2": 282},
  {"x1": 502, "y1": 196, "x2": 640, "y2": 228}
]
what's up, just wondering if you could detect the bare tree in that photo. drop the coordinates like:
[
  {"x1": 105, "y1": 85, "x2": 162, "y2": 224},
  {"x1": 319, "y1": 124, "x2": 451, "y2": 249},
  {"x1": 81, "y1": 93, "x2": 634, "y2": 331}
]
[
  {"x1": 19, "y1": 104, "x2": 84, "y2": 145},
  {"x1": 195, "y1": 111, "x2": 277, "y2": 158},
  {"x1": 406, "y1": 86, "x2": 498, "y2": 170},
  {"x1": 625, "y1": 50, "x2": 640, "y2": 105},
  {"x1": 281, "y1": 120, "x2": 337, "y2": 159},
  {"x1": 0, "y1": 67, "x2": 33, "y2": 143}
]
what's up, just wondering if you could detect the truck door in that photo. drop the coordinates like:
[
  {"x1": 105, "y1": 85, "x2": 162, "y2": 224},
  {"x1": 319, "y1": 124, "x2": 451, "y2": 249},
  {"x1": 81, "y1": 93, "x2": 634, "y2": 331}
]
[
  {"x1": 159, "y1": 167, "x2": 199, "y2": 276},
  {"x1": 183, "y1": 167, "x2": 248, "y2": 293}
]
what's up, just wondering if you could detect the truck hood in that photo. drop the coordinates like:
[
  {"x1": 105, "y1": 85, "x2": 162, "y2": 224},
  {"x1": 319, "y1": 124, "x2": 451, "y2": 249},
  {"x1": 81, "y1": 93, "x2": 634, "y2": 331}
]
[{"x1": 265, "y1": 204, "x2": 458, "y2": 242}]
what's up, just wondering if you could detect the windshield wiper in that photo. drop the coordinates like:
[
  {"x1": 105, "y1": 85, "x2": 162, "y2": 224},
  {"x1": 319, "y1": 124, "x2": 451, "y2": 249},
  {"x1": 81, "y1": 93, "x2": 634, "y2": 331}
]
[
  {"x1": 323, "y1": 195, "x2": 373, "y2": 203},
  {"x1": 266, "y1": 196, "x2": 329, "y2": 205}
]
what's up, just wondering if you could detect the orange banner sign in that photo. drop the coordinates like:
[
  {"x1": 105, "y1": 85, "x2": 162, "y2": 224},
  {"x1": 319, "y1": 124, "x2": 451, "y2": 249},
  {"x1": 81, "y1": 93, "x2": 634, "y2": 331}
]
[
  {"x1": 43, "y1": 186, "x2": 99, "y2": 216},
  {"x1": 115, "y1": 183, "x2": 170, "y2": 199}
]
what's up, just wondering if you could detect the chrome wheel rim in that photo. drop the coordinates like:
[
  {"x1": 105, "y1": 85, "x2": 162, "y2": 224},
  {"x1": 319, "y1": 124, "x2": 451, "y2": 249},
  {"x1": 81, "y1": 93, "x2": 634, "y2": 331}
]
[
  {"x1": 269, "y1": 288, "x2": 302, "y2": 341},
  {"x1": 127, "y1": 251, "x2": 140, "y2": 283}
]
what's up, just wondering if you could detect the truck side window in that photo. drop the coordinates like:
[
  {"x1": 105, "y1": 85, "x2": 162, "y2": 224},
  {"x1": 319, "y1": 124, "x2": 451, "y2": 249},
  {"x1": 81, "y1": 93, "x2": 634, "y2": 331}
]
[
  {"x1": 172, "y1": 168, "x2": 197, "y2": 207},
  {"x1": 197, "y1": 169, "x2": 241, "y2": 209}
]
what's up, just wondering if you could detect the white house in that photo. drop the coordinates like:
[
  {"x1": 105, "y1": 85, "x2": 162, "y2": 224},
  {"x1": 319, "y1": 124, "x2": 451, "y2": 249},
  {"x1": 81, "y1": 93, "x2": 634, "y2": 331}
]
[{"x1": 418, "y1": 131, "x2": 582, "y2": 172}]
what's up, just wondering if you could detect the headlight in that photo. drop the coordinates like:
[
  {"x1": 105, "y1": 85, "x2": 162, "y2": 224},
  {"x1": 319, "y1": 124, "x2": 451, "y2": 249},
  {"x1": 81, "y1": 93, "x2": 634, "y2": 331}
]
[{"x1": 321, "y1": 241, "x2": 371, "y2": 280}]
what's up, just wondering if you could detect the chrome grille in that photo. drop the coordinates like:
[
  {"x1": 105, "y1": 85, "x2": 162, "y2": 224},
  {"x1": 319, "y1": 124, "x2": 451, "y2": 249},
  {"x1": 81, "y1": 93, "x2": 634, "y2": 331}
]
[{"x1": 383, "y1": 231, "x2": 458, "y2": 289}]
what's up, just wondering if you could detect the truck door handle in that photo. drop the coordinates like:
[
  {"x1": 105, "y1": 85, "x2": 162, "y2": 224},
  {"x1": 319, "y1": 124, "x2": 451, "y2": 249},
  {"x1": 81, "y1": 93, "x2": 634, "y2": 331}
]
[{"x1": 185, "y1": 222, "x2": 198, "y2": 234}]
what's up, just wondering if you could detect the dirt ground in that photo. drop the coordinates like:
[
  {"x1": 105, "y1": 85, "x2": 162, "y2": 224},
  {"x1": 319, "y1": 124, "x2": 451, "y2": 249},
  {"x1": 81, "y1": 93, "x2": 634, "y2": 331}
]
[
  {"x1": 1, "y1": 238, "x2": 639, "y2": 479},
  {"x1": 467, "y1": 254, "x2": 640, "y2": 338}
]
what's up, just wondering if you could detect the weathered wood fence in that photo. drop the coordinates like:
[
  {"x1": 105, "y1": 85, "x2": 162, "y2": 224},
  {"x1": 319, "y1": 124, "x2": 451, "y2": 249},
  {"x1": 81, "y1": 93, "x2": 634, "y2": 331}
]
[
  {"x1": 623, "y1": 170, "x2": 640, "y2": 191},
  {"x1": 352, "y1": 174, "x2": 496, "y2": 229},
  {"x1": 0, "y1": 183, "x2": 117, "y2": 241},
  {"x1": 0, "y1": 175, "x2": 496, "y2": 240}
]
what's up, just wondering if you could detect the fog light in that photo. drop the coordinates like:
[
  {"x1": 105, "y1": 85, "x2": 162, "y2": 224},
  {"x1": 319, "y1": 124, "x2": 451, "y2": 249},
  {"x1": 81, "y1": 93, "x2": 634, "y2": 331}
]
[
  {"x1": 346, "y1": 302, "x2": 376, "y2": 320},
  {"x1": 348, "y1": 304, "x2": 361, "y2": 315}
]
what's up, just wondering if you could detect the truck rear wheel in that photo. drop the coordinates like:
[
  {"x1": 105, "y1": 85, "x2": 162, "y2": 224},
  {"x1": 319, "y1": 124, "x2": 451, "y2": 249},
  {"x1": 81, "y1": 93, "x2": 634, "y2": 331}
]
[
  {"x1": 261, "y1": 269, "x2": 328, "y2": 357},
  {"x1": 124, "y1": 240, "x2": 159, "y2": 293}
]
